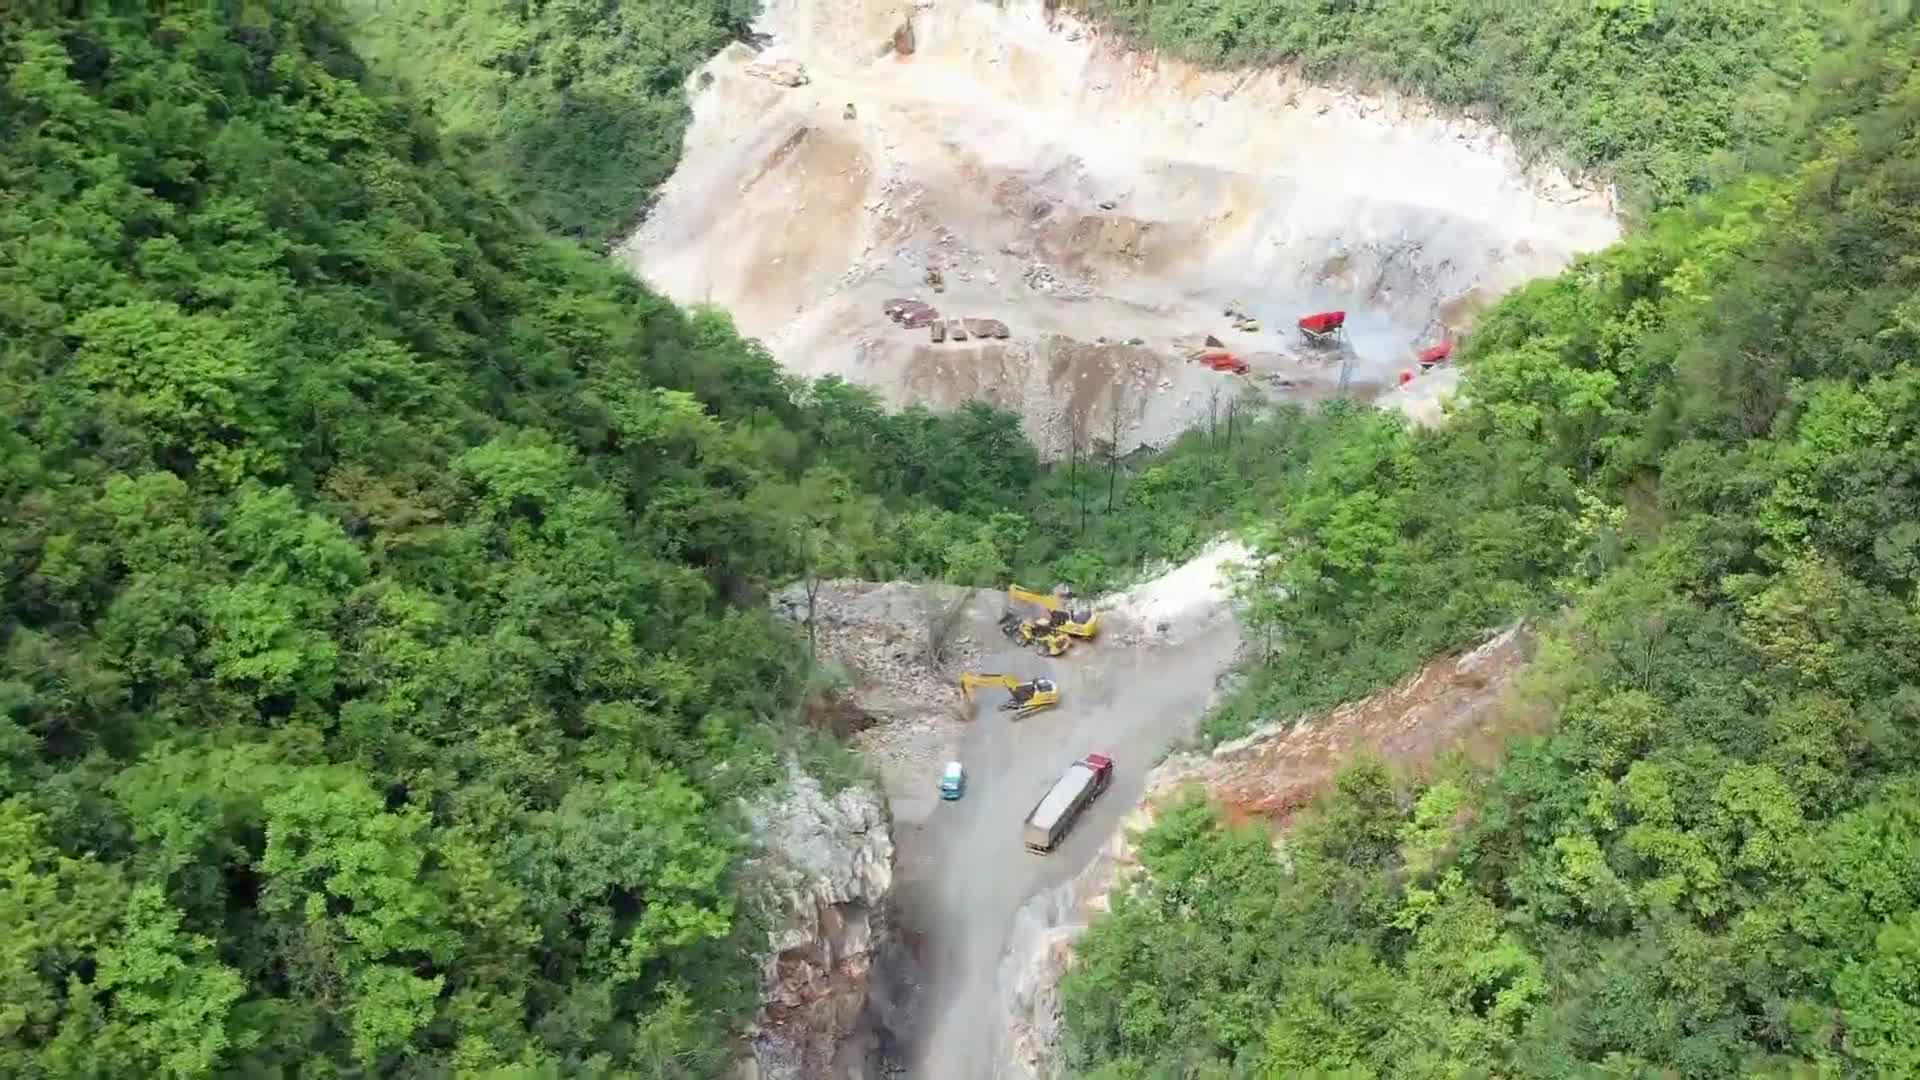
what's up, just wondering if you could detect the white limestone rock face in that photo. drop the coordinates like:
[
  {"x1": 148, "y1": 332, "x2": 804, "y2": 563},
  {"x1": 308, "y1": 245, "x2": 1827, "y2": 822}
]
[
  {"x1": 740, "y1": 766, "x2": 895, "y2": 1079},
  {"x1": 997, "y1": 801, "x2": 1146, "y2": 1079}
]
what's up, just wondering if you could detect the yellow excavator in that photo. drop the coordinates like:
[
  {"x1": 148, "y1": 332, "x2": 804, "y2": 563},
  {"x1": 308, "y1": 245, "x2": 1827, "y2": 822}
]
[
  {"x1": 1000, "y1": 584, "x2": 1099, "y2": 654},
  {"x1": 959, "y1": 672, "x2": 1060, "y2": 717}
]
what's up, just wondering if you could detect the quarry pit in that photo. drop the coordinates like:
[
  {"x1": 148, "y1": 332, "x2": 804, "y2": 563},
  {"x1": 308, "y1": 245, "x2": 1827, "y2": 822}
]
[{"x1": 621, "y1": 0, "x2": 1620, "y2": 454}]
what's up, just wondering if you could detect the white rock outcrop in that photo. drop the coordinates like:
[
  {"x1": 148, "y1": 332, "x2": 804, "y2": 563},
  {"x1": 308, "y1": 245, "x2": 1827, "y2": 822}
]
[
  {"x1": 740, "y1": 766, "x2": 896, "y2": 1079},
  {"x1": 998, "y1": 811, "x2": 1145, "y2": 1078}
]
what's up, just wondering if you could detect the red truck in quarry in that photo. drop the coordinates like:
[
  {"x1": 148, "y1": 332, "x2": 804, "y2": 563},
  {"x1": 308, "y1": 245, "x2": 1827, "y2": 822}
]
[
  {"x1": 1418, "y1": 341, "x2": 1454, "y2": 368},
  {"x1": 1023, "y1": 753, "x2": 1113, "y2": 853},
  {"x1": 1297, "y1": 309, "x2": 1346, "y2": 346}
]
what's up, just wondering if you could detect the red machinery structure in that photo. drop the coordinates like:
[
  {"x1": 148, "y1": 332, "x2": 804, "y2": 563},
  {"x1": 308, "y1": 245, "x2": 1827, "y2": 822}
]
[
  {"x1": 1417, "y1": 341, "x2": 1454, "y2": 369},
  {"x1": 1199, "y1": 350, "x2": 1248, "y2": 374},
  {"x1": 1297, "y1": 310, "x2": 1346, "y2": 347}
]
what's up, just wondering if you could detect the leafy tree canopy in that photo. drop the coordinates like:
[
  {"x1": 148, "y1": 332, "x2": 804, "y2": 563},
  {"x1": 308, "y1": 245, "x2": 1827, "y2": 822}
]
[
  {"x1": 1062, "y1": 14, "x2": 1920, "y2": 1078},
  {"x1": 1071, "y1": 0, "x2": 1845, "y2": 212}
]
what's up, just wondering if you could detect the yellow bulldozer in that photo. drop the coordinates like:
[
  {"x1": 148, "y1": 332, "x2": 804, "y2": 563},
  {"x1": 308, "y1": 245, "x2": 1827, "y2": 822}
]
[
  {"x1": 999, "y1": 584, "x2": 1099, "y2": 655},
  {"x1": 960, "y1": 673, "x2": 1060, "y2": 717}
]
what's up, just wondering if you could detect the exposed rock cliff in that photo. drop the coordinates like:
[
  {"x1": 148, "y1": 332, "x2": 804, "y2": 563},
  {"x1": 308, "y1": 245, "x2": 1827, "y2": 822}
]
[{"x1": 740, "y1": 767, "x2": 896, "y2": 1079}]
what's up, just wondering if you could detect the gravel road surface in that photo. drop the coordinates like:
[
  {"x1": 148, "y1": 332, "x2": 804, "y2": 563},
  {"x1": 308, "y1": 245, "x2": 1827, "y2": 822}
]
[{"x1": 879, "y1": 614, "x2": 1241, "y2": 1077}]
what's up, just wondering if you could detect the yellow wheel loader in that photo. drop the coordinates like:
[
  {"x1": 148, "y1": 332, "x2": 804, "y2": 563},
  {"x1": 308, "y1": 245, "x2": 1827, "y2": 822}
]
[
  {"x1": 999, "y1": 618, "x2": 1070, "y2": 656},
  {"x1": 959, "y1": 672, "x2": 1060, "y2": 717}
]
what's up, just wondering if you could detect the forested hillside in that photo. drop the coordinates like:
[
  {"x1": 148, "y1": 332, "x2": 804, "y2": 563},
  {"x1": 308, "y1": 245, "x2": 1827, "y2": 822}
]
[
  {"x1": 1062, "y1": 14, "x2": 1920, "y2": 1077},
  {"x1": 0, "y1": 8, "x2": 1049, "y2": 1072},
  {"x1": 339, "y1": 0, "x2": 749, "y2": 242},
  {"x1": 0, "y1": 6, "x2": 1521, "y2": 1063},
  {"x1": 11, "y1": 1, "x2": 1920, "y2": 1076},
  {"x1": 1073, "y1": 0, "x2": 1840, "y2": 212}
]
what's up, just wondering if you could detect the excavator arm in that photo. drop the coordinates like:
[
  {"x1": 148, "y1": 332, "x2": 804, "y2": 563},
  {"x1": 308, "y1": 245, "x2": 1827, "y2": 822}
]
[
  {"x1": 1006, "y1": 585, "x2": 1062, "y2": 612},
  {"x1": 1002, "y1": 583, "x2": 1097, "y2": 651},
  {"x1": 960, "y1": 672, "x2": 1023, "y2": 699},
  {"x1": 961, "y1": 672, "x2": 1061, "y2": 715}
]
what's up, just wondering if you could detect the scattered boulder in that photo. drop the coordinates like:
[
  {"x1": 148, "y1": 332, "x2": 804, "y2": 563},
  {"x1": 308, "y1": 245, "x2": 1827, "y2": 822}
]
[
  {"x1": 1021, "y1": 262, "x2": 1086, "y2": 296},
  {"x1": 897, "y1": 303, "x2": 940, "y2": 329},
  {"x1": 924, "y1": 268, "x2": 945, "y2": 292},
  {"x1": 768, "y1": 579, "x2": 977, "y2": 716},
  {"x1": 844, "y1": 102, "x2": 858, "y2": 120},
  {"x1": 1204, "y1": 333, "x2": 1224, "y2": 348},
  {"x1": 747, "y1": 58, "x2": 810, "y2": 87}
]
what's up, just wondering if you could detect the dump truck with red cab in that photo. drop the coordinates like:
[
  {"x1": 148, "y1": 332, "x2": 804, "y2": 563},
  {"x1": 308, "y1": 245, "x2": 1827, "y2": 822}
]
[{"x1": 1023, "y1": 753, "x2": 1113, "y2": 853}]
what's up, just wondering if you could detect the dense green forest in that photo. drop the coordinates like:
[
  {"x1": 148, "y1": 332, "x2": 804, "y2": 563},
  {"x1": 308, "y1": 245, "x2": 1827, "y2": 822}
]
[
  {"x1": 1073, "y1": 0, "x2": 1840, "y2": 212},
  {"x1": 0, "y1": 7, "x2": 1388, "y2": 1065},
  {"x1": 11, "y1": 0, "x2": 1920, "y2": 1076},
  {"x1": 1061, "y1": 12, "x2": 1920, "y2": 1077},
  {"x1": 338, "y1": 0, "x2": 749, "y2": 243},
  {"x1": 0, "y1": 7, "x2": 1070, "y2": 1072}
]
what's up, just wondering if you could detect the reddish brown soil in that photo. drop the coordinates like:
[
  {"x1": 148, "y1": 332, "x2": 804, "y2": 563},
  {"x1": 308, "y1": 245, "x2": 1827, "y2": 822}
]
[{"x1": 1148, "y1": 623, "x2": 1534, "y2": 826}]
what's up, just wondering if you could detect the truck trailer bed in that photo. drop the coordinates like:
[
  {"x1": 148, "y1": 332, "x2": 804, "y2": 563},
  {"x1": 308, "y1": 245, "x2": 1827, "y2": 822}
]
[{"x1": 1028, "y1": 763, "x2": 1097, "y2": 831}]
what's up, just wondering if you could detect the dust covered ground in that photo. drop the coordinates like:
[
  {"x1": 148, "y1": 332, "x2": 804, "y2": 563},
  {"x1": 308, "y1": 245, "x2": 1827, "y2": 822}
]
[
  {"x1": 775, "y1": 561, "x2": 1532, "y2": 1078},
  {"x1": 780, "y1": 546, "x2": 1248, "y2": 1078},
  {"x1": 620, "y1": 0, "x2": 1618, "y2": 454}
]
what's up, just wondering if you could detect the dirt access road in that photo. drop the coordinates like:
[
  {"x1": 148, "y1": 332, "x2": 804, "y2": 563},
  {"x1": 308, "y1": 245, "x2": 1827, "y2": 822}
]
[{"x1": 871, "y1": 609, "x2": 1240, "y2": 1076}]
